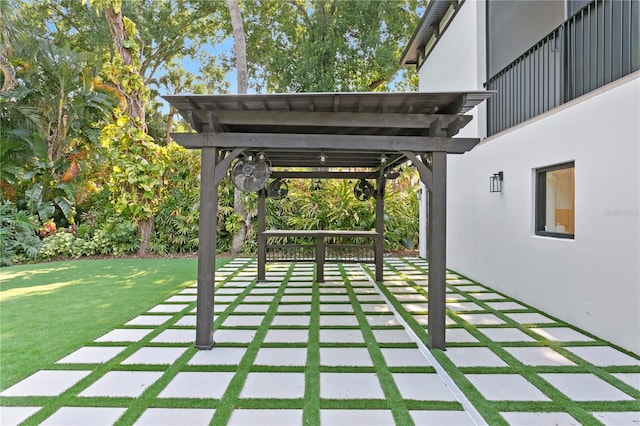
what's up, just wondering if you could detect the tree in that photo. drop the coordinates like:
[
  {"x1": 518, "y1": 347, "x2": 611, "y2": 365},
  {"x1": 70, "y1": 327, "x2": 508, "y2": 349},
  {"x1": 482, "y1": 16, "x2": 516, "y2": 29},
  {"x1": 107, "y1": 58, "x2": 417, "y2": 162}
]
[
  {"x1": 227, "y1": 0, "x2": 249, "y2": 255},
  {"x1": 243, "y1": 0, "x2": 422, "y2": 92}
]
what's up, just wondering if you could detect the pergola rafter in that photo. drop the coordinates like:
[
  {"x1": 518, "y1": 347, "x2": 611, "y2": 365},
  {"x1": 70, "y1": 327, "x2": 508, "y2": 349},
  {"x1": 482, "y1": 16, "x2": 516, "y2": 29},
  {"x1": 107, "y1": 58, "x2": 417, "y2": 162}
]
[{"x1": 164, "y1": 91, "x2": 493, "y2": 351}]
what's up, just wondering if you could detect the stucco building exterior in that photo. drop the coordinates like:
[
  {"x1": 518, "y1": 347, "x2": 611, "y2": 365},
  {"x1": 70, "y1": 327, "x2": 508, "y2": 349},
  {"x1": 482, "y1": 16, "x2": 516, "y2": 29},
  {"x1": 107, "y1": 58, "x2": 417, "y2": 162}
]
[{"x1": 403, "y1": 0, "x2": 639, "y2": 353}]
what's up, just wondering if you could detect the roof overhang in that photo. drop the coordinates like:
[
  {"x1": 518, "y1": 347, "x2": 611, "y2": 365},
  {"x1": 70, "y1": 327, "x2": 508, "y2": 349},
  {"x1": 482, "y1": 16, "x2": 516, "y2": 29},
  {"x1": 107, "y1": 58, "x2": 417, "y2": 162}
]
[{"x1": 400, "y1": 0, "x2": 464, "y2": 68}]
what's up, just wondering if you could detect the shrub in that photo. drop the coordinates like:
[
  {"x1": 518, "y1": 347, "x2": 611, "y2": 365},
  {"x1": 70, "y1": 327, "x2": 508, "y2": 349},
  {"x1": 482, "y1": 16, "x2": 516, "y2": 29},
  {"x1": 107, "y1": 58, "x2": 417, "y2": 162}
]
[
  {"x1": 0, "y1": 201, "x2": 41, "y2": 266},
  {"x1": 39, "y1": 231, "x2": 88, "y2": 259}
]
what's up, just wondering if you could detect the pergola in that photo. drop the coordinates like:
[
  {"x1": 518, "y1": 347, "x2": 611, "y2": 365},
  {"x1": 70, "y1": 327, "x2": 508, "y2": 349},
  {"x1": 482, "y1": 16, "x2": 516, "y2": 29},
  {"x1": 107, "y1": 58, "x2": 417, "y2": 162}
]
[{"x1": 164, "y1": 91, "x2": 491, "y2": 351}]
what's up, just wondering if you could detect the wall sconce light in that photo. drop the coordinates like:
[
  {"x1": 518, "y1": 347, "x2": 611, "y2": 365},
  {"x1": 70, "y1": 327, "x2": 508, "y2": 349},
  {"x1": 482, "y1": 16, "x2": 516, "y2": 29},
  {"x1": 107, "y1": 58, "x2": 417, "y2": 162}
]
[
  {"x1": 380, "y1": 153, "x2": 387, "y2": 166},
  {"x1": 490, "y1": 171, "x2": 504, "y2": 193},
  {"x1": 318, "y1": 151, "x2": 327, "y2": 165}
]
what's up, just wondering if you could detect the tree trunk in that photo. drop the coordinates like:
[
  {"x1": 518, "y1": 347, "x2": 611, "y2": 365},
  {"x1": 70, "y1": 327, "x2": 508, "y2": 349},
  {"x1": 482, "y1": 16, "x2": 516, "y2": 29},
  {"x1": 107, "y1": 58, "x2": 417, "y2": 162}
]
[
  {"x1": 104, "y1": 5, "x2": 147, "y2": 132},
  {"x1": 137, "y1": 218, "x2": 154, "y2": 255},
  {"x1": 227, "y1": 0, "x2": 248, "y2": 94},
  {"x1": 165, "y1": 106, "x2": 176, "y2": 145},
  {"x1": 104, "y1": 3, "x2": 151, "y2": 254},
  {"x1": 0, "y1": 53, "x2": 16, "y2": 92},
  {"x1": 228, "y1": 0, "x2": 249, "y2": 254}
]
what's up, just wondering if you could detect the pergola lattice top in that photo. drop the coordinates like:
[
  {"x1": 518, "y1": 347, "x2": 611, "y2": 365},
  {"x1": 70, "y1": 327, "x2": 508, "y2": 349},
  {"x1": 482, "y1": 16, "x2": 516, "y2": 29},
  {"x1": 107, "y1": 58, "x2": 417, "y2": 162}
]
[{"x1": 165, "y1": 91, "x2": 492, "y2": 172}]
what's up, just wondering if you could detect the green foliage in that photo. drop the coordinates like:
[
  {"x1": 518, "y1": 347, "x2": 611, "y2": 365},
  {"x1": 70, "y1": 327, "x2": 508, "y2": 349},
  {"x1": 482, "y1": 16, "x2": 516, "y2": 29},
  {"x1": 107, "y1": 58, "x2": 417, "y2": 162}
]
[
  {"x1": 149, "y1": 144, "x2": 201, "y2": 254},
  {"x1": 0, "y1": 201, "x2": 40, "y2": 266},
  {"x1": 244, "y1": 0, "x2": 423, "y2": 92}
]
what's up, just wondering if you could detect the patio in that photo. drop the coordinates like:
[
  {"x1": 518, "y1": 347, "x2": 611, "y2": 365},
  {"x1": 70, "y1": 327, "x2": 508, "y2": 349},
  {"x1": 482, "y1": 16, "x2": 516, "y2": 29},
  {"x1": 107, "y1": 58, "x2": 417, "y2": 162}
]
[{"x1": 1, "y1": 257, "x2": 638, "y2": 425}]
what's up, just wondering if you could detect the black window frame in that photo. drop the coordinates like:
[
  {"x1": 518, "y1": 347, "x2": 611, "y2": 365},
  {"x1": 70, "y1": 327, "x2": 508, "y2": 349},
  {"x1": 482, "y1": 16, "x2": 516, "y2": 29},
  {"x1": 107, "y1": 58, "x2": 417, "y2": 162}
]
[{"x1": 535, "y1": 161, "x2": 575, "y2": 239}]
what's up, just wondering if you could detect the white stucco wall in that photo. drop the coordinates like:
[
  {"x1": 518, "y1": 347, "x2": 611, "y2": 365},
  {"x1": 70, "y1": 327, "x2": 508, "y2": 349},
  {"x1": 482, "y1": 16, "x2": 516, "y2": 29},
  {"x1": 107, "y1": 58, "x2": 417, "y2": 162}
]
[
  {"x1": 417, "y1": 1, "x2": 640, "y2": 354},
  {"x1": 446, "y1": 75, "x2": 640, "y2": 354}
]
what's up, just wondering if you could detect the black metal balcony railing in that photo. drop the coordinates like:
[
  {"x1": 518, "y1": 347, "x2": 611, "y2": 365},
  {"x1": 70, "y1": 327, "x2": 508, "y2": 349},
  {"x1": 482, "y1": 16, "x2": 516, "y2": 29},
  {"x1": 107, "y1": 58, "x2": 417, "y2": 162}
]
[{"x1": 485, "y1": 0, "x2": 639, "y2": 136}]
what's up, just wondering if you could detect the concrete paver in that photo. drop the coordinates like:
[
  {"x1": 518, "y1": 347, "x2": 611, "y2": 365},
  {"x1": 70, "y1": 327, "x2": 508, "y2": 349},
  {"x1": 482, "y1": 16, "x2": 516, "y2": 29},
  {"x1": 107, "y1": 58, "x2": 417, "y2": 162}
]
[{"x1": 2, "y1": 258, "x2": 638, "y2": 426}]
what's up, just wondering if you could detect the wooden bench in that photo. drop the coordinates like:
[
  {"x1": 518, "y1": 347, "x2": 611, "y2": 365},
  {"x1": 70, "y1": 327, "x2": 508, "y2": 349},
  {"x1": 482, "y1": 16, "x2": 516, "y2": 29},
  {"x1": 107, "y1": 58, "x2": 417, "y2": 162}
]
[{"x1": 258, "y1": 230, "x2": 383, "y2": 282}]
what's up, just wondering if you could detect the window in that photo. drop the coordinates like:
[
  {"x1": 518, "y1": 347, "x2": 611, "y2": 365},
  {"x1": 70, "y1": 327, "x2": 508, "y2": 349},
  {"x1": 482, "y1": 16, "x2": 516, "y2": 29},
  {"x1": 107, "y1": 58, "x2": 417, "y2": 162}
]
[{"x1": 536, "y1": 162, "x2": 575, "y2": 239}]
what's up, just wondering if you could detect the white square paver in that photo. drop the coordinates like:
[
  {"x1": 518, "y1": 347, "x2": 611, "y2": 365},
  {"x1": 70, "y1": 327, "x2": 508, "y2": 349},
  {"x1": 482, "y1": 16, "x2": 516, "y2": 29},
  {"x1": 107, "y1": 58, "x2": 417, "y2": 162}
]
[
  {"x1": 151, "y1": 329, "x2": 193, "y2": 343},
  {"x1": 530, "y1": 327, "x2": 594, "y2": 342},
  {"x1": 148, "y1": 304, "x2": 188, "y2": 313},
  {"x1": 172, "y1": 316, "x2": 196, "y2": 327},
  {"x1": 126, "y1": 315, "x2": 172, "y2": 326},
  {"x1": 365, "y1": 315, "x2": 400, "y2": 327},
  {"x1": 271, "y1": 315, "x2": 310, "y2": 326},
  {"x1": 466, "y1": 374, "x2": 550, "y2": 401},
  {"x1": 320, "y1": 329, "x2": 364, "y2": 343},
  {"x1": 478, "y1": 327, "x2": 536, "y2": 342},
  {"x1": 467, "y1": 292, "x2": 505, "y2": 301},
  {"x1": 540, "y1": 373, "x2": 635, "y2": 401},
  {"x1": 0, "y1": 370, "x2": 91, "y2": 396},
  {"x1": 121, "y1": 347, "x2": 188, "y2": 365},
  {"x1": 485, "y1": 301, "x2": 528, "y2": 311},
  {"x1": 401, "y1": 303, "x2": 428, "y2": 313},
  {"x1": 212, "y1": 329, "x2": 257, "y2": 343},
  {"x1": 227, "y1": 409, "x2": 302, "y2": 426},
  {"x1": 505, "y1": 347, "x2": 575, "y2": 366},
  {"x1": 360, "y1": 303, "x2": 391, "y2": 313},
  {"x1": 320, "y1": 315, "x2": 359, "y2": 326},
  {"x1": 506, "y1": 313, "x2": 555, "y2": 324},
  {"x1": 188, "y1": 347, "x2": 247, "y2": 365},
  {"x1": 591, "y1": 412, "x2": 640, "y2": 425},
  {"x1": 57, "y1": 346, "x2": 127, "y2": 364},
  {"x1": 165, "y1": 295, "x2": 196, "y2": 303},
  {"x1": 393, "y1": 293, "x2": 426, "y2": 302},
  {"x1": 564, "y1": 346, "x2": 640, "y2": 366},
  {"x1": 95, "y1": 329, "x2": 153, "y2": 343},
  {"x1": 445, "y1": 347, "x2": 508, "y2": 367},
  {"x1": 41, "y1": 407, "x2": 127, "y2": 426},
  {"x1": 158, "y1": 372, "x2": 235, "y2": 399},
  {"x1": 223, "y1": 315, "x2": 264, "y2": 327},
  {"x1": 380, "y1": 348, "x2": 430, "y2": 367},
  {"x1": 320, "y1": 373, "x2": 385, "y2": 399},
  {"x1": 320, "y1": 347, "x2": 373, "y2": 366},
  {"x1": 499, "y1": 411, "x2": 580, "y2": 425},
  {"x1": 320, "y1": 409, "x2": 394, "y2": 425},
  {"x1": 0, "y1": 407, "x2": 41, "y2": 425},
  {"x1": 243, "y1": 295, "x2": 274, "y2": 303},
  {"x1": 392, "y1": 373, "x2": 457, "y2": 401},
  {"x1": 446, "y1": 328, "x2": 478, "y2": 343},
  {"x1": 372, "y1": 329, "x2": 414, "y2": 343},
  {"x1": 254, "y1": 348, "x2": 307, "y2": 366},
  {"x1": 319, "y1": 304, "x2": 354, "y2": 313},
  {"x1": 613, "y1": 373, "x2": 640, "y2": 391},
  {"x1": 240, "y1": 372, "x2": 305, "y2": 398},
  {"x1": 79, "y1": 371, "x2": 163, "y2": 397},
  {"x1": 134, "y1": 408, "x2": 215, "y2": 425},
  {"x1": 234, "y1": 304, "x2": 269, "y2": 313},
  {"x1": 281, "y1": 295, "x2": 311, "y2": 303},
  {"x1": 320, "y1": 295, "x2": 351, "y2": 303},
  {"x1": 263, "y1": 329, "x2": 308, "y2": 343},
  {"x1": 457, "y1": 313, "x2": 505, "y2": 325},
  {"x1": 278, "y1": 304, "x2": 311, "y2": 313},
  {"x1": 409, "y1": 410, "x2": 475, "y2": 425},
  {"x1": 447, "y1": 302, "x2": 484, "y2": 311}
]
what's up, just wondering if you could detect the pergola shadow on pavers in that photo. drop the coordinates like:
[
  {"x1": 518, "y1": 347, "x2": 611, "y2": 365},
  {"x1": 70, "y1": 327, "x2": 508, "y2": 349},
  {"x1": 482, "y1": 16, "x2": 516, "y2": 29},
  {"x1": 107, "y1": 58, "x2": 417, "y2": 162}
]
[{"x1": 164, "y1": 91, "x2": 492, "y2": 350}]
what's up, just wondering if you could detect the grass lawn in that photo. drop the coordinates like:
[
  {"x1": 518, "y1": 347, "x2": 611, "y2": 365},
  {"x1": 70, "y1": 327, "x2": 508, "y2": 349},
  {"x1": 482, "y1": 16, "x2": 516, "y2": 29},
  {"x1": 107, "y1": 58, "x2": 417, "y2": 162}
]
[{"x1": 0, "y1": 257, "x2": 230, "y2": 390}]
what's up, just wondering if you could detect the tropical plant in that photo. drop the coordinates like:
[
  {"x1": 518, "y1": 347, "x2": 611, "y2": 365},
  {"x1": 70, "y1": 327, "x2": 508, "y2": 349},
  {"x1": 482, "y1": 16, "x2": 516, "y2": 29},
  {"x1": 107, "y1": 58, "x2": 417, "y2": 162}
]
[{"x1": 0, "y1": 201, "x2": 41, "y2": 266}]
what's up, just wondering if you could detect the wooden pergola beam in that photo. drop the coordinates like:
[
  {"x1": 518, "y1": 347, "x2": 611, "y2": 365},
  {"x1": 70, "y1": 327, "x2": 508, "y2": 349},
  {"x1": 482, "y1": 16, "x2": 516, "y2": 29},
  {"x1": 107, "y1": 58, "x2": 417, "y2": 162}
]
[
  {"x1": 190, "y1": 110, "x2": 472, "y2": 130},
  {"x1": 171, "y1": 132, "x2": 479, "y2": 154}
]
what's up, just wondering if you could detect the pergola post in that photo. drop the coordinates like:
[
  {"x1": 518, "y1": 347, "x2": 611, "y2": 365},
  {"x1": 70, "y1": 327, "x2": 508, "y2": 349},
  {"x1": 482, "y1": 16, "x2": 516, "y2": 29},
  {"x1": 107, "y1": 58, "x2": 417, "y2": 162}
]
[
  {"x1": 257, "y1": 188, "x2": 267, "y2": 282},
  {"x1": 375, "y1": 179, "x2": 385, "y2": 282},
  {"x1": 427, "y1": 151, "x2": 447, "y2": 350},
  {"x1": 195, "y1": 147, "x2": 218, "y2": 350}
]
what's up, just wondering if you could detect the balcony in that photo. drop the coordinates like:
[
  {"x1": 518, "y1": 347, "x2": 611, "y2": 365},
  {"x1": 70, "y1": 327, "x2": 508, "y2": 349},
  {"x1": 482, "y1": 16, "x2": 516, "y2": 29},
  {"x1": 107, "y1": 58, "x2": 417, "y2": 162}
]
[{"x1": 485, "y1": 0, "x2": 639, "y2": 136}]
